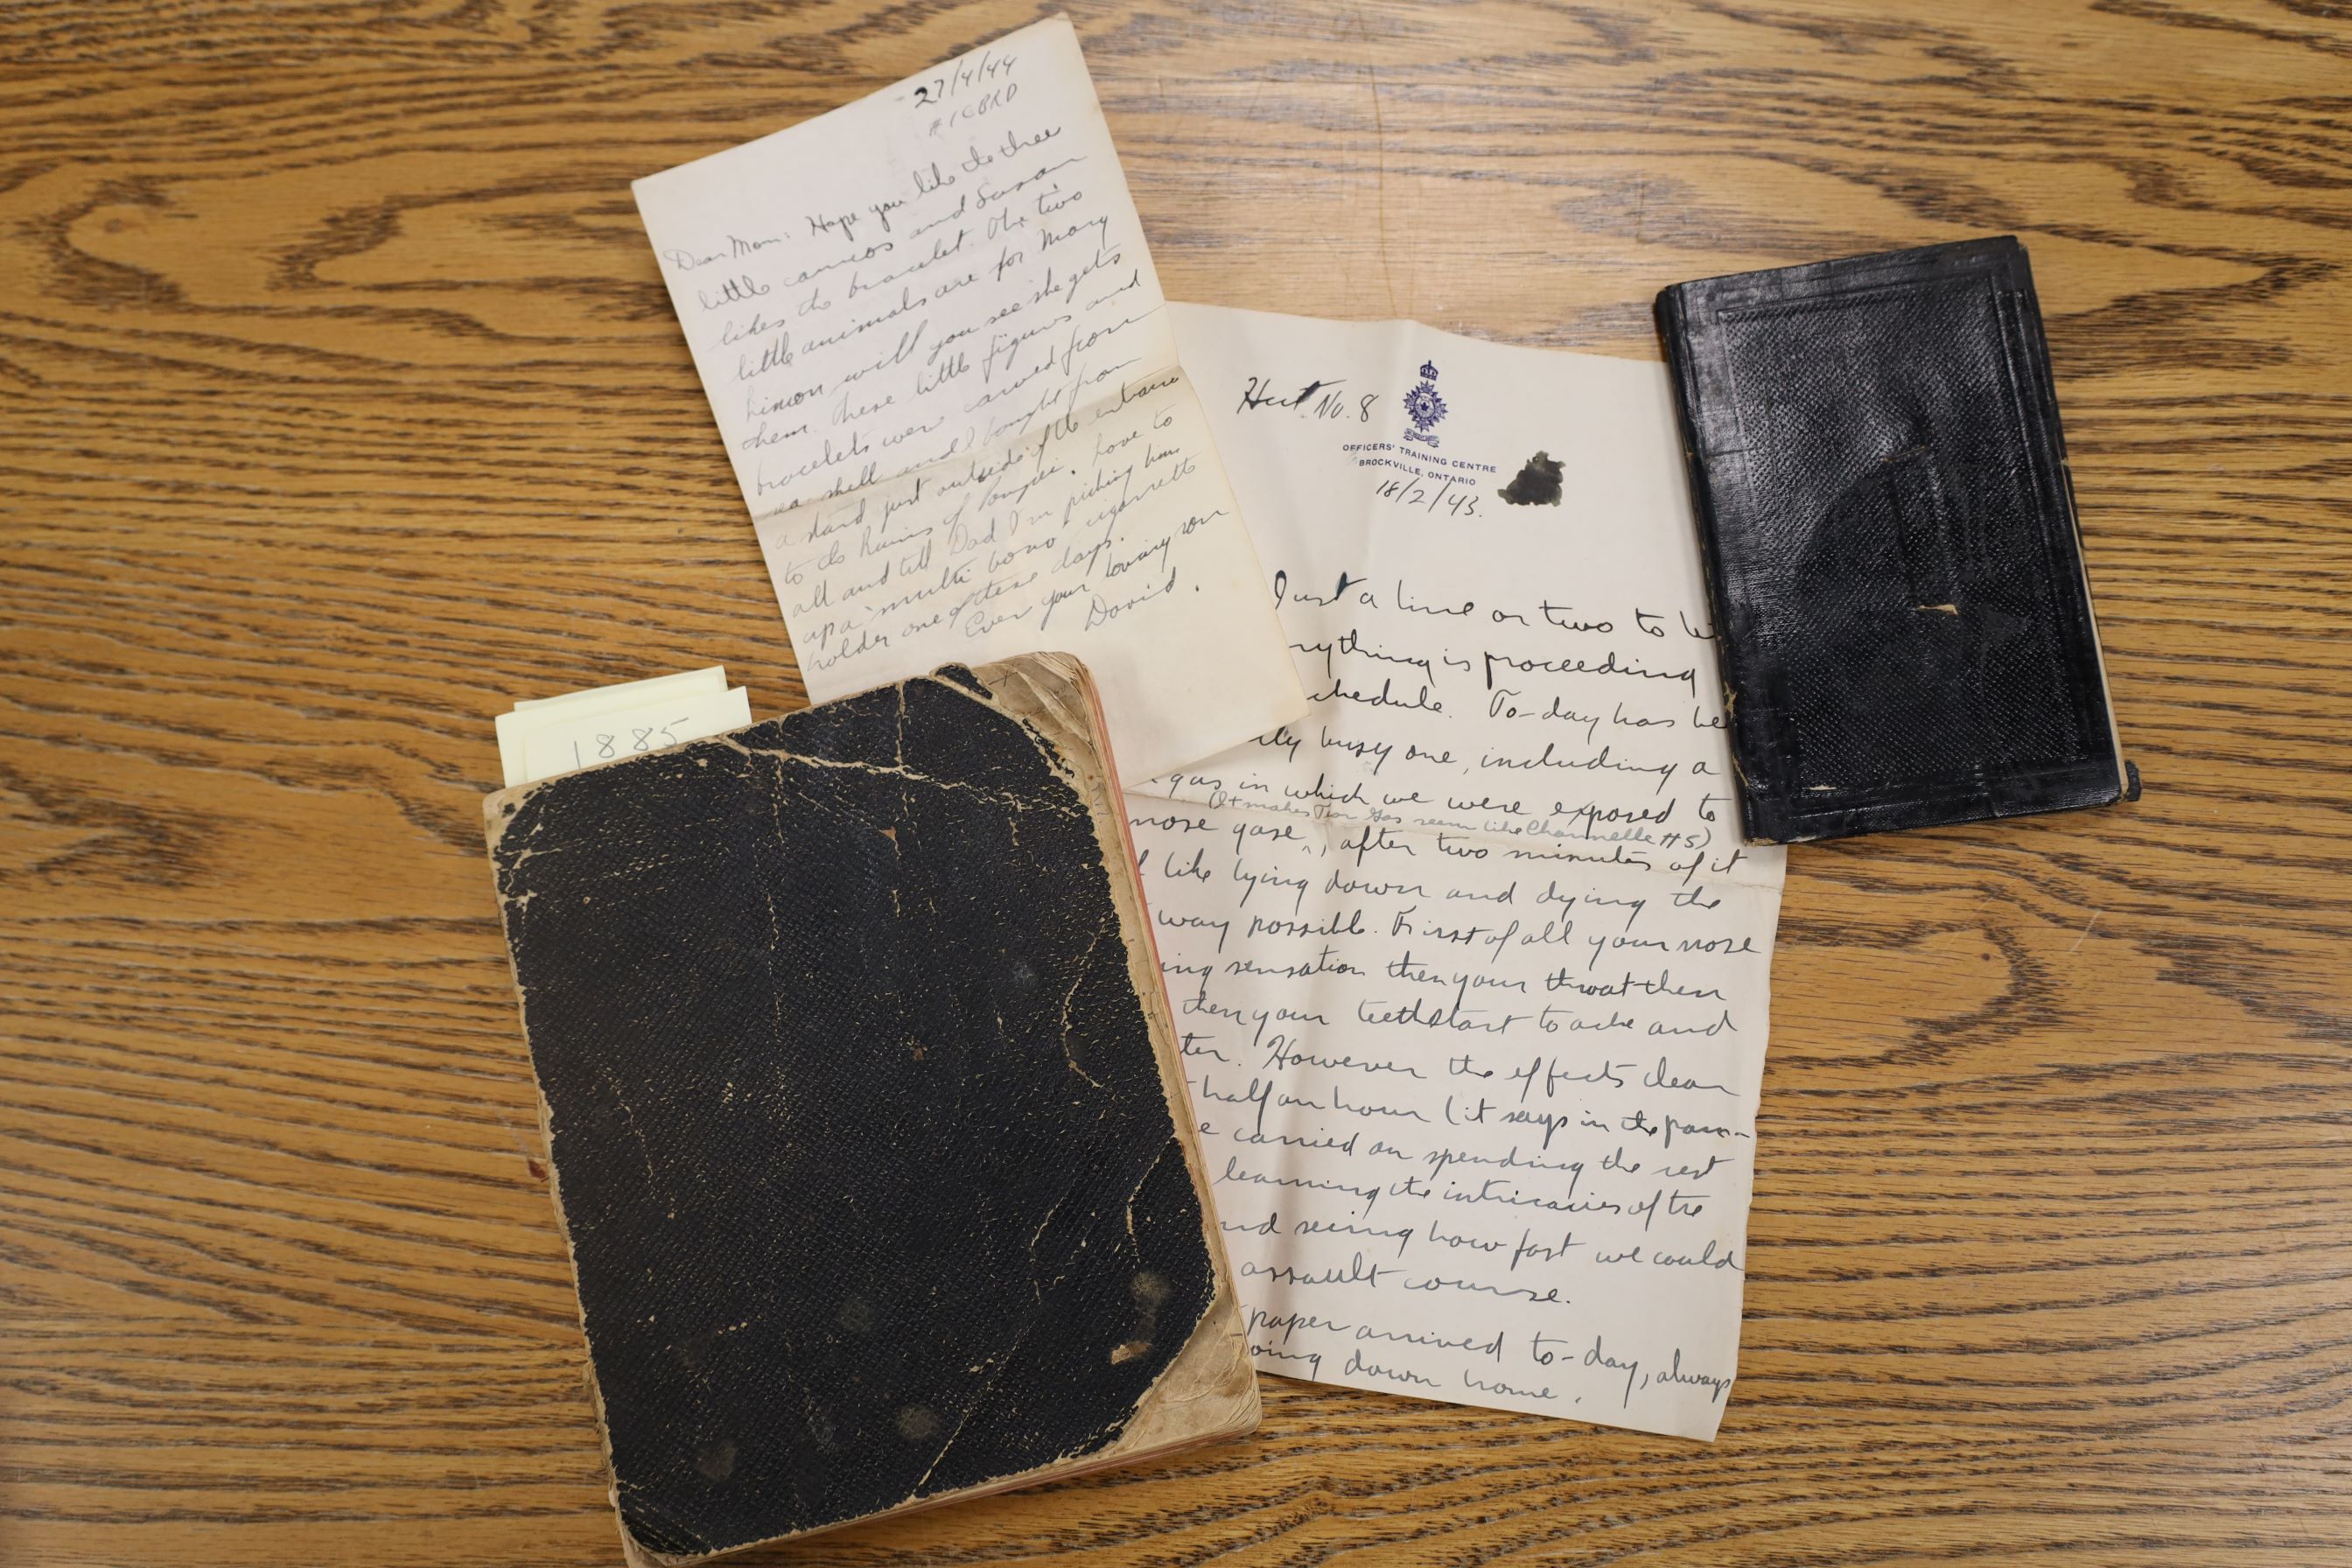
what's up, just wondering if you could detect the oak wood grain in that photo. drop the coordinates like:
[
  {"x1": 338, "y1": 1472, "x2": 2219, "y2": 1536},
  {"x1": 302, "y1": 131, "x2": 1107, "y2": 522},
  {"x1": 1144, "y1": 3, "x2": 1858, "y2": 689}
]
[{"x1": 4, "y1": 2, "x2": 2349, "y2": 1564}]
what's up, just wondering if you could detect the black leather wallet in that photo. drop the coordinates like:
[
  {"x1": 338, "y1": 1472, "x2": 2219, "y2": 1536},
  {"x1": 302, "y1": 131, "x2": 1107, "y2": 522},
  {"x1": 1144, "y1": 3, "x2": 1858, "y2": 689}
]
[{"x1": 1656, "y1": 236, "x2": 2129, "y2": 844}]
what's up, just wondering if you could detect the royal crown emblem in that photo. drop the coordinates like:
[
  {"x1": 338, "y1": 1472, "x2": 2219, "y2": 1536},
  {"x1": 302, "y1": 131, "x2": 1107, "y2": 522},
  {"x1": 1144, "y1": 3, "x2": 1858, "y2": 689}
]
[{"x1": 1402, "y1": 360, "x2": 1446, "y2": 445}]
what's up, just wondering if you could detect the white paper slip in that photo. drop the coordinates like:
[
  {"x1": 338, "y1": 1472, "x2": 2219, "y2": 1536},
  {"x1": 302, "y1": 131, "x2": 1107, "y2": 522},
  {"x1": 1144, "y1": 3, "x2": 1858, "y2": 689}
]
[
  {"x1": 494, "y1": 679, "x2": 752, "y2": 788},
  {"x1": 509, "y1": 665, "x2": 726, "y2": 716},
  {"x1": 630, "y1": 15, "x2": 1304, "y2": 786},
  {"x1": 1125, "y1": 304, "x2": 1790, "y2": 1441}
]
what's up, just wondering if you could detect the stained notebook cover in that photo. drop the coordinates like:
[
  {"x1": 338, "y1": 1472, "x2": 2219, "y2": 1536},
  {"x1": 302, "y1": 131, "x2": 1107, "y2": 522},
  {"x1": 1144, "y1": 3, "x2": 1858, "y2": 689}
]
[
  {"x1": 483, "y1": 654, "x2": 1256, "y2": 1566},
  {"x1": 1655, "y1": 236, "x2": 2128, "y2": 844}
]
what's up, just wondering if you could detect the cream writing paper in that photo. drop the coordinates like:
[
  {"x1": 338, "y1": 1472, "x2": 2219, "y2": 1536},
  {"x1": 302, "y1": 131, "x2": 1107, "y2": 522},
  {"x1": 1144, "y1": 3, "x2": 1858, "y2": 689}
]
[
  {"x1": 631, "y1": 17, "x2": 1303, "y2": 784},
  {"x1": 510, "y1": 666, "x2": 724, "y2": 716},
  {"x1": 1124, "y1": 304, "x2": 1788, "y2": 1439},
  {"x1": 494, "y1": 671, "x2": 751, "y2": 788}
]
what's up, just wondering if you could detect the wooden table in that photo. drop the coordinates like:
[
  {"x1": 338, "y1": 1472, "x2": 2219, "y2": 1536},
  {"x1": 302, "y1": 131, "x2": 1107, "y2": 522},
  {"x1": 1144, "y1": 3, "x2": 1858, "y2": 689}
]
[{"x1": 6, "y1": 2, "x2": 2348, "y2": 1563}]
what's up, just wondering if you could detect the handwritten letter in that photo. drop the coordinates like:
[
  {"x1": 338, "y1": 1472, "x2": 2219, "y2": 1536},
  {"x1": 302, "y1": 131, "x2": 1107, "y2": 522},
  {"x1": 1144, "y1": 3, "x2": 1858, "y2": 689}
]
[
  {"x1": 633, "y1": 18, "x2": 1303, "y2": 782},
  {"x1": 1125, "y1": 305, "x2": 1789, "y2": 1439}
]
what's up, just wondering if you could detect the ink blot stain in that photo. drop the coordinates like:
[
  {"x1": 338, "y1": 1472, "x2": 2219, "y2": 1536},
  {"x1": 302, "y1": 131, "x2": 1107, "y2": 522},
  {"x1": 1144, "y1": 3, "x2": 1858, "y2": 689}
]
[{"x1": 1499, "y1": 451, "x2": 1564, "y2": 507}]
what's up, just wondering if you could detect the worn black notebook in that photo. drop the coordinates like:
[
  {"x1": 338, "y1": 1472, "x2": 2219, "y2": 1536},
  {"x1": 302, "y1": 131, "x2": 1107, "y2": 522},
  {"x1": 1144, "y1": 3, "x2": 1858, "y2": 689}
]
[
  {"x1": 1656, "y1": 237, "x2": 2128, "y2": 844},
  {"x1": 485, "y1": 654, "x2": 1256, "y2": 1566}
]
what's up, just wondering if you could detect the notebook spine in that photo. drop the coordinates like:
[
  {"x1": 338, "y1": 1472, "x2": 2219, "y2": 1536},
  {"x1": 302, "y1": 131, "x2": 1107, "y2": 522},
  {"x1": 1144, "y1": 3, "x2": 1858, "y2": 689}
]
[{"x1": 1652, "y1": 284, "x2": 1789, "y2": 844}]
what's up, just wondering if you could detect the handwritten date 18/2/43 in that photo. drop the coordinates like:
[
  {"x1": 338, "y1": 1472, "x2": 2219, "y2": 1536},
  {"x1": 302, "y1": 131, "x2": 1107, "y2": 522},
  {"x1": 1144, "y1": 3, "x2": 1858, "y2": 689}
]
[{"x1": 1376, "y1": 472, "x2": 1481, "y2": 519}]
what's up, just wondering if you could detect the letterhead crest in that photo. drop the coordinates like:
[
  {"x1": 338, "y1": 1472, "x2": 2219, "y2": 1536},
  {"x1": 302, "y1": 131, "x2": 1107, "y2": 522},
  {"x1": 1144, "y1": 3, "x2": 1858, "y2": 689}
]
[{"x1": 1402, "y1": 360, "x2": 1446, "y2": 446}]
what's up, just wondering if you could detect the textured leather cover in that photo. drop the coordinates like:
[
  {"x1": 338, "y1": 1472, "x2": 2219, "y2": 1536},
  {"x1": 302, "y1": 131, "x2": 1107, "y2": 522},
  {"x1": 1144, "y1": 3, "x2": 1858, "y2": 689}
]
[
  {"x1": 483, "y1": 654, "x2": 1256, "y2": 1565},
  {"x1": 1655, "y1": 237, "x2": 2127, "y2": 843}
]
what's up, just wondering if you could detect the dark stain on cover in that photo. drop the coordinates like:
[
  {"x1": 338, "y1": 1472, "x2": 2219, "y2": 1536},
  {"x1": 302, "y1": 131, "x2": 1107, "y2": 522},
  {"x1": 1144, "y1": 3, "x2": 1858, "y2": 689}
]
[
  {"x1": 1498, "y1": 451, "x2": 1564, "y2": 506},
  {"x1": 488, "y1": 667, "x2": 1213, "y2": 1560}
]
